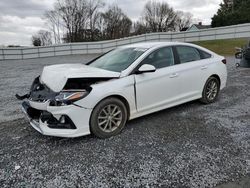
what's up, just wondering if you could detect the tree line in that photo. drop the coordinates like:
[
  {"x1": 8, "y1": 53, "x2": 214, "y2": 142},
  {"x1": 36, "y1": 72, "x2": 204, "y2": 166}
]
[
  {"x1": 212, "y1": 0, "x2": 250, "y2": 27},
  {"x1": 32, "y1": 0, "x2": 192, "y2": 46}
]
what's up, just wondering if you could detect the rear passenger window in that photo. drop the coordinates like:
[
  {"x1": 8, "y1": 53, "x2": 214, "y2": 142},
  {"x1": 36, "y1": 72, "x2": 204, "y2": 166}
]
[
  {"x1": 141, "y1": 47, "x2": 174, "y2": 69},
  {"x1": 199, "y1": 50, "x2": 212, "y2": 59},
  {"x1": 176, "y1": 46, "x2": 201, "y2": 63}
]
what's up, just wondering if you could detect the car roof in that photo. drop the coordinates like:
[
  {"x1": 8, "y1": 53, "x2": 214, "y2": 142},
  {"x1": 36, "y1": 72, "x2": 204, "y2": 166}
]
[
  {"x1": 119, "y1": 42, "x2": 185, "y2": 49},
  {"x1": 118, "y1": 41, "x2": 217, "y2": 56}
]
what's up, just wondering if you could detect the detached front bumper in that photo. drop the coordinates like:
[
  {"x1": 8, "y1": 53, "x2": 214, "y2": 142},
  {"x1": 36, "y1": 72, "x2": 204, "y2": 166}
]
[{"x1": 21, "y1": 101, "x2": 92, "y2": 138}]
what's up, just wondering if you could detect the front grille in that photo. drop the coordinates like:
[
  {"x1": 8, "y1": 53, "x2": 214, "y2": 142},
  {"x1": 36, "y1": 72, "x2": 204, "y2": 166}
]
[
  {"x1": 22, "y1": 101, "x2": 42, "y2": 119},
  {"x1": 22, "y1": 101, "x2": 76, "y2": 130}
]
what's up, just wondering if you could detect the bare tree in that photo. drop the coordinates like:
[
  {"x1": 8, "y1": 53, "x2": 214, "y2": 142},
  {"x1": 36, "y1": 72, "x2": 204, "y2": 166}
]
[
  {"x1": 102, "y1": 5, "x2": 132, "y2": 40},
  {"x1": 119, "y1": 15, "x2": 132, "y2": 38},
  {"x1": 42, "y1": 0, "x2": 193, "y2": 42},
  {"x1": 133, "y1": 19, "x2": 148, "y2": 35},
  {"x1": 31, "y1": 30, "x2": 52, "y2": 46},
  {"x1": 87, "y1": 0, "x2": 105, "y2": 41},
  {"x1": 176, "y1": 11, "x2": 193, "y2": 31},
  {"x1": 45, "y1": 10, "x2": 62, "y2": 44},
  {"x1": 55, "y1": 0, "x2": 89, "y2": 42},
  {"x1": 44, "y1": 0, "x2": 105, "y2": 42},
  {"x1": 142, "y1": 0, "x2": 177, "y2": 32}
]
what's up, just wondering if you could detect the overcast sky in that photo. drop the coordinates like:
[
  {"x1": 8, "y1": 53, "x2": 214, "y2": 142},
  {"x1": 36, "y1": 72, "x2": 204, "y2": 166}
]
[{"x1": 0, "y1": 0, "x2": 221, "y2": 46}]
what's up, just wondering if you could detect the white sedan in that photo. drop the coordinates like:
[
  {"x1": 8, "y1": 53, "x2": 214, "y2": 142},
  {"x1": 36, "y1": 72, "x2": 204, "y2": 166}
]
[{"x1": 17, "y1": 42, "x2": 227, "y2": 138}]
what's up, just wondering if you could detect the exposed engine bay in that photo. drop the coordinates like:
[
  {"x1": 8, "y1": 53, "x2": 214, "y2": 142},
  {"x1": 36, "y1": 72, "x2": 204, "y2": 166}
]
[{"x1": 16, "y1": 76, "x2": 115, "y2": 103}]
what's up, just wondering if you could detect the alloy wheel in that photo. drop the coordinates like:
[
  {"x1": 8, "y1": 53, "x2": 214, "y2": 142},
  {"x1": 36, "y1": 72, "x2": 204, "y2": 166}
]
[
  {"x1": 206, "y1": 80, "x2": 218, "y2": 101},
  {"x1": 97, "y1": 104, "x2": 122, "y2": 133}
]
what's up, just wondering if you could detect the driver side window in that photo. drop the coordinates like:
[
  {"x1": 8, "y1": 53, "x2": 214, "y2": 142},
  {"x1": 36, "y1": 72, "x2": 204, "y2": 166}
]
[{"x1": 141, "y1": 47, "x2": 175, "y2": 69}]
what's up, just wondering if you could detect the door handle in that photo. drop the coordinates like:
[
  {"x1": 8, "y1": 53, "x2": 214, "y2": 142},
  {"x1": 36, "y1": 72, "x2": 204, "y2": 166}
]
[
  {"x1": 169, "y1": 73, "x2": 179, "y2": 78},
  {"x1": 201, "y1": 66, "x2": 208, "y2": 70}
]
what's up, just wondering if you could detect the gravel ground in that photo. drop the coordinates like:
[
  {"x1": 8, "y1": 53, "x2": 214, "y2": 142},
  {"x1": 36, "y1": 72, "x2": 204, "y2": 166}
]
[{"x1": 0, "y1": 55, "x2": 249, "y2": 187}]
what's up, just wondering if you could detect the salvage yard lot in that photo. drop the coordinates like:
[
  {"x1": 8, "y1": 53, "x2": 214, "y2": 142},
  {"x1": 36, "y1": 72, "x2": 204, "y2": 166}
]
[{"x1": 0, "y1": 55, "x2": 249, "y2": 187}]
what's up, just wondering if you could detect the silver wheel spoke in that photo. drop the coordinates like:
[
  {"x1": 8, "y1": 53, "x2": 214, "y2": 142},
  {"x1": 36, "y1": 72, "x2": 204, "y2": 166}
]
[
  {"x1": 113, "y1": 117, "x2": 122, "y2": 121},
  {"x1": 113, "y1": 110, "x2": 121, "y2": 117},
  {"x1": 206, "y1": 80, "x2": 218, "y2": 100},
  {"x1": 211, "y1": 82, "x2": 216, "y2": 89},
  {"x1": 111, "y1": 119, "x2": 118, "y2": 127},
  {"x1": 99, "y1": 120, "x2": 107, "y2": 126},
  {"x1": 103, "y1": 121, "x2": 109, "y2": 130},
  {"x1": 108, "y1": 105, "x2": 111, "y2": 114},
  {"x1": 103, "y1": 109, "x2": 109, "y2": 116},
  {"x1": 111, "y1": 106, "x2": 118, "y2": 115},
  {"x1": 108, "y1": 120, "x2": 112, "y2": 130},
  {"x1": 208, "y1": 92, "x2": 211, "y2": 97},
  {"x1": 97, "y1": 104, "x2": 123, "y2": 133}
]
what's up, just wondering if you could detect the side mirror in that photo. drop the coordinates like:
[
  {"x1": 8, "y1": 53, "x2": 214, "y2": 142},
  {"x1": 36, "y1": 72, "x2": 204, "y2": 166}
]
[{"x1": 136, "y1": 64, "x2": 156, "y2": 74}]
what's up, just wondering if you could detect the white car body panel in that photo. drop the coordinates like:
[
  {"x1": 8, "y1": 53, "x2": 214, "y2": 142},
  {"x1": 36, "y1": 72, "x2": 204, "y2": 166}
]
[
  {"x1": 40, "y1": 64, "x2": 120, "y2": 92},
  {"x1": 26, "y1": 103, "x2": 92, "y2": 137},
  {"x1": 74, "y1": 76, "x2": 136, "y2": 112},
  {"x1": 135, "y1": 65, "x2": 184, "y2": 113},
  {"x1": 21, "y1": 42, "x2": 227, "y2": 137}
]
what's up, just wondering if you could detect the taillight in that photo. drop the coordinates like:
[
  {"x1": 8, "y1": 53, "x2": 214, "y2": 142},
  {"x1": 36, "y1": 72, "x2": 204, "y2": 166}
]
[{"x1": 222, "y1": 59, "x2": 227, "y2": 64}]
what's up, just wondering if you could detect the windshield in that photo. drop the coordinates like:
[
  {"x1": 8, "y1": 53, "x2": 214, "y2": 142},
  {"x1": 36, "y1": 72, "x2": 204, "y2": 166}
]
[{"x1": 88, "y1": 47, "x2": 147, "y2": 72}]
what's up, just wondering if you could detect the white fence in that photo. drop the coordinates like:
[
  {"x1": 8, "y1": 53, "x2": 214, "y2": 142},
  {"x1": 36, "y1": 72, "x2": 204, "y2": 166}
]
[{"x1": 1, "y1": 23, "x2": 250, "y2": 60}]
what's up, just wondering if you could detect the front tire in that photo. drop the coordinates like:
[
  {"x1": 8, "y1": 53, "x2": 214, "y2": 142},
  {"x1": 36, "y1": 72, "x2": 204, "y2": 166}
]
[
  {"x1": 200, "y1": 77, "x2": 220, "y2": 104},
  {"x1": 90, "y1": 97, "x2": 127, "y2": 138}
]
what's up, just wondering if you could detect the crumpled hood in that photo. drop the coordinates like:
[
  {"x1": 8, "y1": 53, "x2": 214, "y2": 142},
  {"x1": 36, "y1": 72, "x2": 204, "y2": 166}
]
[{"x1": 40, "y1": 64, "x2": 120, "y2": 92}]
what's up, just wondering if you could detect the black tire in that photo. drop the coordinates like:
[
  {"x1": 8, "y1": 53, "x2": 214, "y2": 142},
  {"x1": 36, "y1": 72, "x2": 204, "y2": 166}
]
[
  {"x1": 90, "y1": 97, "x2": 128, "y2": 138},
  {"x1": 200, "y1": 76, "x2": 220, "y2": 104}
]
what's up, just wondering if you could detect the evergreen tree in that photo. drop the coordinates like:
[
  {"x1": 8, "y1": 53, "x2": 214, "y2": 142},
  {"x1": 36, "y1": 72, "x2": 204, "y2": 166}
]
[{"x1": 212, "y1": 0, "x2": 250, "y2": 27}]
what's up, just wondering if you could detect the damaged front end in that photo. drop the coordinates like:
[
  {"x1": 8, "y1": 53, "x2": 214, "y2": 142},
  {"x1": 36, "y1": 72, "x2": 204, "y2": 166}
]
[
  {"x1": 16, "y1": 62, "x2": 121, "y2": 137},
  {"x1": 17, "y1": 76, "x2": 88, "y2": 130},
  {"x1": 16, "y1": 76, "x2": 113, "y2": 134},
  {"x1": 21, "y1": 100, "x2": 77, "y2": 130},
  {"x1": 16, "y1": 76, "x2": 58, "y2": 102}
]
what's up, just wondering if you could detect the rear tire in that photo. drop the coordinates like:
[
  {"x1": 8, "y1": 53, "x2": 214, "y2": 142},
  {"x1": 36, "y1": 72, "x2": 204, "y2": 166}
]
[
  {"x1": 90, "y1": 97, "x2": 127, "y2": 139},
  {"x1": 200, "y1": 77, "x2": 220, "y2": 104}
]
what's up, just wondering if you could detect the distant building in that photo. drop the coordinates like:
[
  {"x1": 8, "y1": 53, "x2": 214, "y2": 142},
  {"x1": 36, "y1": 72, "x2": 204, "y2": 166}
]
[
  {"x1": 180, "y1": 27, "x2": 189, "y2": 32},
  {"x1": 187, "y1": 22, "x2": 211, "y2": 31}
]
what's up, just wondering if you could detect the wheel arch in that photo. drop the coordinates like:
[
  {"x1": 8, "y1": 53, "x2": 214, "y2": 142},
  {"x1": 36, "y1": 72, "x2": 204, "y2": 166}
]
[
  {"x1": 200, "y1": 74, "x2": 221, "y2": 104},
  {"x1": 209, "y1": 74, "x2": 221, "y2": 88},
  {"x1": 92, "y1": 94, "x2": 131, "y2": 121}
]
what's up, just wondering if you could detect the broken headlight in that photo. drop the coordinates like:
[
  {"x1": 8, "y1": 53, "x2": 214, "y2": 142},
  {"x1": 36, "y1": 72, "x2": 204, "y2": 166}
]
[{"x1": 51, "y1": 90, "x2": 89, "y2": 106}]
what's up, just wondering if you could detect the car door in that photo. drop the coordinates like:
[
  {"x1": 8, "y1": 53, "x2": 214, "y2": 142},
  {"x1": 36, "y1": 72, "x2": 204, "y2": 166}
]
[
  {"x1": 173, "y1": 45, "x2": 213, "y2": 100},
  {"x1": 134, "y1": 47, "x2": 182, "y2": 113}
]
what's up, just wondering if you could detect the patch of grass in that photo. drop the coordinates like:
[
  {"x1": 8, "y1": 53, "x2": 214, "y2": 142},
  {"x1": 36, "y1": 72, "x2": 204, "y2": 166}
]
[{"x1": 192, "y1": 38, "x2": 249, "y2": 55}]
